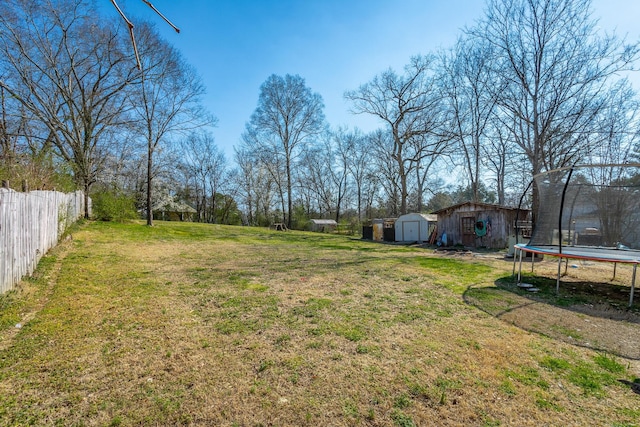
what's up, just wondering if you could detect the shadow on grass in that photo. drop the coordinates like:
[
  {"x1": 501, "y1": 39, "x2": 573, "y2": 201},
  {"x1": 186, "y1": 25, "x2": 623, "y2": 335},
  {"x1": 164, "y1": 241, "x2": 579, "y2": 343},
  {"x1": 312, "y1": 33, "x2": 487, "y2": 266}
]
[
  {"x1": 618, "y1": 379, "x2": 640, "y2": 395},
  {"x1": 463, "y1": 276, "x2": 640, "y2": 360},
  {"x1": 495, "y1": 274, "x2": 640, "y2": 321}
]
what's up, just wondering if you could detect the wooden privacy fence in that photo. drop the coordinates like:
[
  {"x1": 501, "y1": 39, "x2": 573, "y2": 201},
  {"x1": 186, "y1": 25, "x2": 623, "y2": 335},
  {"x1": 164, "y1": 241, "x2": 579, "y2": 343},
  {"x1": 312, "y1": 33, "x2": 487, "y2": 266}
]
[{"x1": 0, "y1": 188, "x2": 87, "y2": 294}]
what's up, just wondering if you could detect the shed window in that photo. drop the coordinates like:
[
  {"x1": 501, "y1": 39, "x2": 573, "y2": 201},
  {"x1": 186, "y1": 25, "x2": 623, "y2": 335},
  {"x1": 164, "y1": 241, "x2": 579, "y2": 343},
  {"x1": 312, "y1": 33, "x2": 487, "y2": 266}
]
[{"x1": 462, "y1": 217, "x2": 475, "y2": 234}]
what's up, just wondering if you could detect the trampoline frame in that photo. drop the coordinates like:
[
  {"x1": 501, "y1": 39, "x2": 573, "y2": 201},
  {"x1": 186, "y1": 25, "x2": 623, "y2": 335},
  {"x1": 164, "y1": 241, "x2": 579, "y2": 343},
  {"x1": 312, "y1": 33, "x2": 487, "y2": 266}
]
[{"x1": 512, "y1": 243, "x2": 638, "y2": 307}]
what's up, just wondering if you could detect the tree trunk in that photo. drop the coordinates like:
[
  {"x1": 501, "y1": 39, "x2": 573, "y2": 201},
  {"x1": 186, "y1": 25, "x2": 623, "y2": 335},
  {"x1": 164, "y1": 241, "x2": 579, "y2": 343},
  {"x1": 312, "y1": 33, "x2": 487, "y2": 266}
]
[
  {"x1": 415, "y1": 166, "x2": 423, "y2": 212},
  {"x1": 84, "y1": 182, "x2": 91, "y2": 219},
  {"x1": 399, "y1": 163, "x2": 408, "y2": 215},
  {"x1": 279, "y1": 186, "x2": 286, "y2": 225},
  {"x1": 147, "y1": 144, "x2": 153, "y2": 226},
  {"x1": 286, "y1": 156, "x2": 293, "y2": 229},
  {"x1": 357, "y1": 185, "x2": 362, "y2": 221}
]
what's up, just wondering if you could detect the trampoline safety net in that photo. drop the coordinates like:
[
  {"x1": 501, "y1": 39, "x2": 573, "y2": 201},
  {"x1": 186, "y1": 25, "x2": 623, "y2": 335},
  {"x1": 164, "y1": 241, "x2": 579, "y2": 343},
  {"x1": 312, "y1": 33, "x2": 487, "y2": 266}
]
[{"x1": 530, "y1": 164, "x2": 640, "y2": 251}]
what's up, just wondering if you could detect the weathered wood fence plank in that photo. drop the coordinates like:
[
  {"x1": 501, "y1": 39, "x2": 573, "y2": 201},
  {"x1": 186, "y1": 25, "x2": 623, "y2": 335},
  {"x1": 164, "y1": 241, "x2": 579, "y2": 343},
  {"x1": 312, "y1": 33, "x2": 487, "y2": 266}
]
[{"x1": 0, "y1": 189, "x2": 88, "y2": 294}]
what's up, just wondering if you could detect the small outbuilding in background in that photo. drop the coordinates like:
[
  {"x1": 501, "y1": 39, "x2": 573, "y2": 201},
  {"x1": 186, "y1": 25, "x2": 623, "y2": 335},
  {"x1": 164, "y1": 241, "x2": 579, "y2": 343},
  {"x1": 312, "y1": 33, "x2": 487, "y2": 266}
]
[
  {"x1": 310, "y1": 219, "x2": 338, "y2": 232},
  {"x1": 433, "y1": 202, "x2": 530, "y2": 249},
  {"x1": 152, "y1": 195, "x2": 196, "y2": 221},
  {"x1": 362, "y1": 218, "x2": 397, "y2": 241},
  {"x1": 394, "y1": 213, "x2": 437, "y2": 243}
]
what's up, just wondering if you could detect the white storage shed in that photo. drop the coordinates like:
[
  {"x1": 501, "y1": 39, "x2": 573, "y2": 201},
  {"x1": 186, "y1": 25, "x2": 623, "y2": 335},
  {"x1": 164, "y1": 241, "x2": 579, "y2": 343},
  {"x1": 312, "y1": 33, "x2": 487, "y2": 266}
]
[
  {"x1": 394, "y1": 213, "x2": 437, "y2": 243},
  {"x1": 310, "y1": 219, "x2": 338, "y2": 232}
]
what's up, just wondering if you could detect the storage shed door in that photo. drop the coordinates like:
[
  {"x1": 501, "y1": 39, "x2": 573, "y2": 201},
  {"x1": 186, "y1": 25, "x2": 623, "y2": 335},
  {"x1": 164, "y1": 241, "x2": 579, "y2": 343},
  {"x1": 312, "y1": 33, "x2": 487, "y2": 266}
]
[
  {"x1": 461, "y1": 216, "x2": 475, "y2": 247},
  {"x1": 402, "y1": 221, "x2": 420, "y2": 242}
]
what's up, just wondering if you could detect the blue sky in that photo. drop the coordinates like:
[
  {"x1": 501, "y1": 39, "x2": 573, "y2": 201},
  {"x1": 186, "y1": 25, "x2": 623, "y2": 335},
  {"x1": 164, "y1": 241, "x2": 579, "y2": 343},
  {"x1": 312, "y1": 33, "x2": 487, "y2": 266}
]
[{"x1": 109, "y1": 0, "x2": 640, "y2": 160}]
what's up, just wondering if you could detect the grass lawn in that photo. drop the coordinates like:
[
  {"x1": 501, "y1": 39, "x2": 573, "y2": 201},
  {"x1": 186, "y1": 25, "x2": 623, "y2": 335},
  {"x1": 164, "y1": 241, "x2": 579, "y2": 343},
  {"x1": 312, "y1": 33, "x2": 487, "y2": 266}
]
[{"x1": 1, "y1": 221, "x2": 639, "y2": 426}]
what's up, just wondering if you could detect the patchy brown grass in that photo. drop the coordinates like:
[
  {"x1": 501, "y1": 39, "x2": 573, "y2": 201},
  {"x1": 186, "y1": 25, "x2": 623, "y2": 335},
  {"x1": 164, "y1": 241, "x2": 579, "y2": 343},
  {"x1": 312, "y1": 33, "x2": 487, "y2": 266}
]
[
  {"x1": 0, "y1": 221, "x2": 639, "y2": 426},
  {"x1": 465, "y1": 253, "x2": 640, "y2": 360}
]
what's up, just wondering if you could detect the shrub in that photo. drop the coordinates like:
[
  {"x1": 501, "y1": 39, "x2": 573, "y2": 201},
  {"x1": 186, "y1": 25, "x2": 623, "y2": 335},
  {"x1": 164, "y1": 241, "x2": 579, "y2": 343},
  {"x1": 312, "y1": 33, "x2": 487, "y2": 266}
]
[{"x1": 91, "y1": 189, "x2": 138, "y2": 222}]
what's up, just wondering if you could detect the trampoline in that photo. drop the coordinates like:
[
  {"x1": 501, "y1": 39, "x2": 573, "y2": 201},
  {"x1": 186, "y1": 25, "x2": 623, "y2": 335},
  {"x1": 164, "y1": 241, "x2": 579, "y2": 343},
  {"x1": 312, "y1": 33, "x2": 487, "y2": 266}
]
[{"x1": 513, "y1": 164, "x2": 640, "y2": 307}]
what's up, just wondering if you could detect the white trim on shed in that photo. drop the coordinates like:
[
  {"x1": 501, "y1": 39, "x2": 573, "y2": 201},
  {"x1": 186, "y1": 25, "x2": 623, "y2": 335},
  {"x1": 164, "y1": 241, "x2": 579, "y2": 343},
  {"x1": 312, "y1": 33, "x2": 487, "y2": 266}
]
[{"x1": 394, "y1": 213, "x2": 437, "y2": 243}]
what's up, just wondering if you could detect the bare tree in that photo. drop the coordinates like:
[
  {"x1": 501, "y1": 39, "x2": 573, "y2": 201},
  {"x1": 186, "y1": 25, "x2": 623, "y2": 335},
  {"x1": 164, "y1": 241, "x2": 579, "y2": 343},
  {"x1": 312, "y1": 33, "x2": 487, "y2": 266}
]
[
  {"x1": 0, "y1": 85, "x2": 16, "y2": 164},
  {"x1": 241, "y1": 126, "x2": 289, "y2": 224},
  {"x1": 345, "y1": 55, "x2": 444, "y2": 215},
  {"x1": 98, "y1": 125, "x2": 144, "y2": 194},
  {"x1": 0, "y1": 87, "x2": 62, "y2": 190},
  {"x1": 326, "y1": 128, "x2": 354, "y2": 223},
  {"x1": 180, "y1": 132, "x2": 226, "y2": 222},
  {"x1": 484, "y1": 118, "x2": 514, "y2": 205},
  {"x1": 234, "y1": 146, "x2": 277, "y2": 226},
  {"x1": 409, "y1": 132, "x2": 454, "y2": 212},
  {"x1": 0, "y1": 84, "x2": 31, "y2": 172},
  {"x1": 233, "y1": 146, "x2": 256, "y2": 225},
  {"x1": 295, "y1": 129, "x2": 352, "y2": 223},
  {"x1": 298, "y1": 145, "x2": 333, "y2": 218},
  {"x1": 367, "y1": 129, "x2": 401, "y2": 216},
  {"x1": 131, "y1": 24, "x2": 213, "y2": 226},
  {"x1": 244, "y1": 74, "x2": 325, "y2": 228},
  {"x1": 470, "y1": 0, "x2": 639, "y2": 221},
  {"x1": 587, "y1": 80, "x2": 640, "y2": 165},
  {"x1": 442, "y1": 36, "x2": 500, "y2": 203},
  {"x1": 340, "y1": 128, "x2": 373, "y2": 221},
  {"x1": 0, "y1": 0, "x2": 135, "y2": 217}
]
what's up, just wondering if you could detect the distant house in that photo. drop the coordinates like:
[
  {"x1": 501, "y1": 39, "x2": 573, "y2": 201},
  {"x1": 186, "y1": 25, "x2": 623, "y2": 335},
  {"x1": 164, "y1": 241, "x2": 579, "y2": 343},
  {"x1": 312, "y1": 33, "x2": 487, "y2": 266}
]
[
  {"x1": 152, "y1": 195, "x2": 196, "y2": 221},
  {"x1": 394, "y1": 213, "x2": 437, "y2": 243},
  {"x1": 310, "y1": 219, "x2": 338, "y2": 232},
  {"x1": 432, "y1": 202, "x2": 530, "y2": 249}
]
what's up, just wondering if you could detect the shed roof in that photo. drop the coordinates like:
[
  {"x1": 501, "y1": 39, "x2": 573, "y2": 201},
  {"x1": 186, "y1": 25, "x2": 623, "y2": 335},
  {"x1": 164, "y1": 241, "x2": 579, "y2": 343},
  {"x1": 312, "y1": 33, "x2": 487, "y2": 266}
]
[
  {"x1": 152, "y1": 195, "x2": 196, "y2": 213},
  {"x1": 432, "y1": 201, "x2": 529, "y2": 216},
  {"x1": 396, "y1": 213, "x2": 437, "y2": 222},
  {"x1": 310, "y1": 219, "x2": 338, "y2": 225}
]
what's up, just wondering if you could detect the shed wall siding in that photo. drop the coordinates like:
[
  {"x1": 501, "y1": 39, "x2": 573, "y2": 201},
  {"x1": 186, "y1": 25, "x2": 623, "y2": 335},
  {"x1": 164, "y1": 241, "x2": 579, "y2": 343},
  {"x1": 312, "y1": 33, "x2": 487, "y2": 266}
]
[{"x1": 438, "y1": 206, "x2": 522, "y2": 249}]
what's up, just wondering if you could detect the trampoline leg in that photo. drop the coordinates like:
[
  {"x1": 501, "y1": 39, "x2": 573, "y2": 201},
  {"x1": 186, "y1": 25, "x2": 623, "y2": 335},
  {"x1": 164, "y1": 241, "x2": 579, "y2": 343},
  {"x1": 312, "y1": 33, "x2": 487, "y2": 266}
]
[
  {"x1": 512, "y1": 246, "x2": 517, "y2": 277},
  {"x1": 556, "y1": 257, "x2": 562, "y2": 295},
  {"x1": 531, "y1": 253, "x2": 535, "y2": 272},
  {"x1": 613, "y1": 263, "x2": 617, "y2": 280},
  {"x1": 630, "y1": 264, "x2": 637, "y2": 307},
  {"x1": 517, "y1": 248, "x2": 523, "y2": 284}
]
